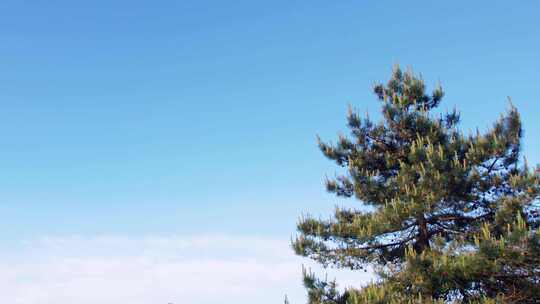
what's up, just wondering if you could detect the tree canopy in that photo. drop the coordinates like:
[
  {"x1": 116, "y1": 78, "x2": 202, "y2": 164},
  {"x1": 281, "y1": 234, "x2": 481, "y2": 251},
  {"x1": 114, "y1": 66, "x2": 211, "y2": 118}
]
[{"x1": 292, "y1": 66, "x2": 540, "y2": 303}]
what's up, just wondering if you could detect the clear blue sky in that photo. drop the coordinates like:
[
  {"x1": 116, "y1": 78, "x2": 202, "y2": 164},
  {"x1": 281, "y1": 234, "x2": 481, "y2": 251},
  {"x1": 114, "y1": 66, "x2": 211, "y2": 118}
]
[{"x1": 1, "y1": 0, "x2": 539, "y2": 240}]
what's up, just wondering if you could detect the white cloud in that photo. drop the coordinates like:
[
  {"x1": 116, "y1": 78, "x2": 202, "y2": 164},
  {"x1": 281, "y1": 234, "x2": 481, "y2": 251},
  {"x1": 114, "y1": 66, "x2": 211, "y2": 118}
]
[{"x1": 0, "y1": 235, "x2": 373, "y2": 304}]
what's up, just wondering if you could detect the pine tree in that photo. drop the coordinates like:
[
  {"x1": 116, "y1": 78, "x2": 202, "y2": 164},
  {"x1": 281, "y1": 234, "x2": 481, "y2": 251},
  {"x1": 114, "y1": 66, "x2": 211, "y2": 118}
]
[{"x1": 292, "y1": 66, "x2": 540, "y2": 303}]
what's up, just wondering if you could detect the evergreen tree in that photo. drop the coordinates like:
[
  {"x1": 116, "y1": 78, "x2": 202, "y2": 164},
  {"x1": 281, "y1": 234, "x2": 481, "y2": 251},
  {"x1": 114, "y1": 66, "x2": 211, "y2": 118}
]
[{"x1": 292, "y1": 66, "x2": 540, "y2": 303}]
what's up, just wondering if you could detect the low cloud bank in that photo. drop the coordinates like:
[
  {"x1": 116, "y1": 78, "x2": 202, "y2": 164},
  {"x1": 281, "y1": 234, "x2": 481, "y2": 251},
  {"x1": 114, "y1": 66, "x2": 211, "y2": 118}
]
[{"x1": 1, "y1": 235, "x2": 372, "y2": 304}]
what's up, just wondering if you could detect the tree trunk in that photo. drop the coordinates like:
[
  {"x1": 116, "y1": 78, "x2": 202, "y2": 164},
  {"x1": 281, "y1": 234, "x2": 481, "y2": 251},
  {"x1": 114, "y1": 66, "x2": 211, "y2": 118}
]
[{"x1": 415, "y1": 214, "x2": 430, "y2": 253}]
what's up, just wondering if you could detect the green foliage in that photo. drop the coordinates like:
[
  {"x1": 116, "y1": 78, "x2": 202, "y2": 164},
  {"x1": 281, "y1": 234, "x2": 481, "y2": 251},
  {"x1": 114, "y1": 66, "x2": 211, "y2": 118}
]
[{"x1": 292, "y1": 66, "x2": 540, "y2": 303}]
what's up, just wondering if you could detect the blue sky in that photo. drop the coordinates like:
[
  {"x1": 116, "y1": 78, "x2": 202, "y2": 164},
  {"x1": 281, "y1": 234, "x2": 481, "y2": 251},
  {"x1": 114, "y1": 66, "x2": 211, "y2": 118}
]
[{"x1": 0, "y1": 1, "x2": 539, "y2": 303}]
